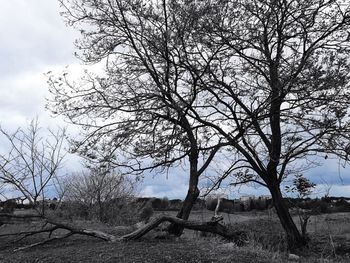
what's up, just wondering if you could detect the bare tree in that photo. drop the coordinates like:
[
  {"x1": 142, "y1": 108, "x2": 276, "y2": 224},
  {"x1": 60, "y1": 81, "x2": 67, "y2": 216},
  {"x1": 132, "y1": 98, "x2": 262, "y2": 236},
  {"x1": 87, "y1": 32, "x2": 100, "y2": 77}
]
[
  {"x1": 285, "y1": 174, "x2": 316, "y2": 238},
  {"x1": 0, "y1": 127, "x2": 242, "y2": 250},
  {"x1": 49, "y1": 0, "x2": 233, "y2": 235},
  {"x1": 63, "y1": 163, "x2": 136, "y2": 221},
  {"x1": 0, "y1": 119, "x2": 66, "y2": 214},
  {"x1": 178, "y1": 0, "x2": 350, "y2": 248},
  {"x1": 49, "y1": 0, "x2": 350, "y2": 249}
]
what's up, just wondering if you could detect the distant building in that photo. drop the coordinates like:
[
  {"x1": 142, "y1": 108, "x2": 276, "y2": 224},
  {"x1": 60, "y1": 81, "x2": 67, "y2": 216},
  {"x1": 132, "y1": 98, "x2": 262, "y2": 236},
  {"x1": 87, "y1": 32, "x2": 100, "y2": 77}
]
[
  {"x1": 240, "y1": 195, "x2": 271, "y2": 201},
  {"x1": 259, "y1": 195, "x2": 272, "y2": 200},
  {"x1": 238, "y1": 195, "x2": 272, "y2": 211},
  {"x1": 240, "y1": 195, "x2": 255, "y2": 202}
]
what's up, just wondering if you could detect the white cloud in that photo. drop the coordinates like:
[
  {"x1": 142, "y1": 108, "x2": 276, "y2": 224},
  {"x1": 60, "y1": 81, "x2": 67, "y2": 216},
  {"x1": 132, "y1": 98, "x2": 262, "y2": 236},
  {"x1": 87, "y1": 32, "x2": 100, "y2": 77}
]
[
  {"x1": 140, "y1": 184, "x2": 188, "y2": 199},
  {"x1": 0, "y1": 0, "x2": 79, "y2": 131},
  {"x1": 0, "y1": 0, "x2": 77, "y2": 77},
  {"x1": 139, "y1": 169, "x2": 190, "y2": 199},
  {"x1": 0, "y1": 0, "x2": 349, "y2": 201},
  {"x1": 313, "y1": 184, "x2": 350, "y2": 198}
]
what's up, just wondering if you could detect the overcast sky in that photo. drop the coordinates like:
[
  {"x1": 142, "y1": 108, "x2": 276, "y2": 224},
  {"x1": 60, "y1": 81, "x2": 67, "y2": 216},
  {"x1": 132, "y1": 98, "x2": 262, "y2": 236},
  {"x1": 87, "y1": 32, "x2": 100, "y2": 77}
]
[{"x1": 0, "y1": 1, "x2": 349, "y2": 199}]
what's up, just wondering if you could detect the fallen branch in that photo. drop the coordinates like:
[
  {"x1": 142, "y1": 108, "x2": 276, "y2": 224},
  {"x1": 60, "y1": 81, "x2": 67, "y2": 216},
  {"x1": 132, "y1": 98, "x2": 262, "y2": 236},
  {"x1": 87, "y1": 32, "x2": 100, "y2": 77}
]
[
  {"x1": 120, "y1": 215, "x2": 246, "y2": 243},
  {"x1": 14, "y1": 232, "x2": 74, "y2": 251},
  {"x1": 0, "y1": 213, "x2": 246, "y2": 251},
  {"x1": 0, "y1": 213, "x2": 116, "y2": 251},
  {"x1": 44, "y1": 217, "x2": 117, "y2": 242},
  {"x1": 11, "y1": 226, "x2": 60, "y2": 243}
]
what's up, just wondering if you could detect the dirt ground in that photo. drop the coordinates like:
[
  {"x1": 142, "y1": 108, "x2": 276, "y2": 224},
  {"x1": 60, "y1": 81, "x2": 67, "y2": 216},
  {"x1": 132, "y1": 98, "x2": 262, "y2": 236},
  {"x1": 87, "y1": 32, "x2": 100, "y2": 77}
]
[
  {"x1": 0, "y1": 211, "x2": 350, "y2": 262},
  {"x1": 0, "y1": 236, "x2": 280, "y2": 263}
]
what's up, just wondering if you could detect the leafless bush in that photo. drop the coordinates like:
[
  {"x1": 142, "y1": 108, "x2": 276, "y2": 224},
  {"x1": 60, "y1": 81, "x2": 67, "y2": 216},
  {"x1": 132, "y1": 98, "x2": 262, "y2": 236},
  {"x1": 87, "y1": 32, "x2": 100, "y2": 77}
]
[
  {"x1": 138, "y1": 201, "x2": 154, "y2": 223},
  {"x1": 0, "y1": 119, "x2": 66, "y2": 214},
  {"x1": 60, "y1": 164, "x2": 138, "y2": 224}
]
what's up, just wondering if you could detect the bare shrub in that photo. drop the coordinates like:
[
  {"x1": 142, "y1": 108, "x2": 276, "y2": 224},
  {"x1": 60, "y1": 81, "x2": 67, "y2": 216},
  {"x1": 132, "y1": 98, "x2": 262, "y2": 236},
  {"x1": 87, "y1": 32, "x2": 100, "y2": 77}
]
[
  {"x1": 60, "y1": 164, "x2": 137, "y2": 224},
  {"x1": 0, "y1": 119, "x2": 66, "y2": 215},
  {"x1": 0, "y1": 199, "x2": 17, "y2": 214},
  {"x1": 138, "y1": 201, "x2": 154, "y2": 223}
]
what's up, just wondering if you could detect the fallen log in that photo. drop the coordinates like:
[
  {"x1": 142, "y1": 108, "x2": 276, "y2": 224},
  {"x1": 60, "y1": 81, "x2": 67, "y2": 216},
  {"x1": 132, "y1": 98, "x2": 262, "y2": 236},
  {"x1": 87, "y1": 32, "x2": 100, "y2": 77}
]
[
  {"x1": 44, "y1": 217, "x2": 117, "y2": 242},
  {"x1": 0, "y1": 213, "x2": 117, "y2": 251},
  {"x1": 0, "y1": 213, "x2": 246, "y2": 250},
  {"x1": 0, "y1": 213, "x2": 116, "y2": 242},
  {"x1": 120, "y1": 215, "x2": 246, "y2": 243}
]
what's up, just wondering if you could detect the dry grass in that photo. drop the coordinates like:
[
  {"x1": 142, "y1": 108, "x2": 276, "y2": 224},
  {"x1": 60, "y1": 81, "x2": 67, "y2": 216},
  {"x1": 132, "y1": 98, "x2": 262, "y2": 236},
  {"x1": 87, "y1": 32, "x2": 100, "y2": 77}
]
[{"x1": 0, "y1": 210, "x2": 349, "y2": 262}]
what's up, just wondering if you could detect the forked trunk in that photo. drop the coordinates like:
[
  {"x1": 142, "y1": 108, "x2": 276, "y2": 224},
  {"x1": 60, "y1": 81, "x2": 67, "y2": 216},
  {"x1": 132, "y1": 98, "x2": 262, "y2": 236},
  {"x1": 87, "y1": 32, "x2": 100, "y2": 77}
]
[
  {"x1": 269, "y1": 184, "x2": 306, "y2": 250},
  {"x1": 167, "y1": 158, "x2": 199, "y2": 236},
  {"x1": 167, "y1": 184, "x2": 199, "y2": 235}
]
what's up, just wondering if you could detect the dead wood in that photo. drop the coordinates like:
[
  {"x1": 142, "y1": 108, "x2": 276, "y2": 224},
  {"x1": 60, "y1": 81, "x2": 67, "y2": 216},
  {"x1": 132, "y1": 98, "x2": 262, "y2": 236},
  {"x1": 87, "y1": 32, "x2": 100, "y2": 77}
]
[
  {"x1": 0, "y1": 213, "x2": 116, "y2": 251},
  {"x1": 0, "y1": 213, "x2": 245, "y2": 251},
  {"x1": 43, "y1": 217, "x2": 117, "y2": 242},
  {"x1": 120, "y1": 215, "x2": 246, "y2": 243},
  {"x1": 14, "y1": 233, "x2": 74, "y2": 251}
]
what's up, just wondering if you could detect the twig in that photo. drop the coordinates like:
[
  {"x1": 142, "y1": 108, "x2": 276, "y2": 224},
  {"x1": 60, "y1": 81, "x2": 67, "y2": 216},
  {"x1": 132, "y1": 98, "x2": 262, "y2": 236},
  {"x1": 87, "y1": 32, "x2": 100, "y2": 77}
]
[{"x1": 14, "y1": 233, "x2": 74, "y2": 252}]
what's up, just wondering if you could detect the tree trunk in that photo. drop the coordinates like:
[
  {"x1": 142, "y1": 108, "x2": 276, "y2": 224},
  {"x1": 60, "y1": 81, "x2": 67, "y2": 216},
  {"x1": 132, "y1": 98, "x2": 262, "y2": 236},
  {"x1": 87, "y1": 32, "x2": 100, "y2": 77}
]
[
  {"x1": 214, "y1": 197, "x2": 222, "y2": 218},
  {"x1": 167, "y1": 183, "x2": 199, "y2": 235},
  {"x1": 269, "y1": 184, "x2": 306, "y2": 250},
  {"x1": 167, "y1": 157, "x2": 199, "y2": 236},
  {"x1": 121, "y1": 215, "x2": 245, "y2": 243}
]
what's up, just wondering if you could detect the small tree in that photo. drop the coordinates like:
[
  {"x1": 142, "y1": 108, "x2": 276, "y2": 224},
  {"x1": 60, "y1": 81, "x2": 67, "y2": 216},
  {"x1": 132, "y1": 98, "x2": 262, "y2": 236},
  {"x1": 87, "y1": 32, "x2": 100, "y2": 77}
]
[
  {"x1": 63, "y1": 163, "x2": 136, "y2": 222},
  {"x1": 286, "y1": 174, "x2": 316, "y2": 238},
  {"x1": 0, "y1": 119, "x2": 66, "y2": 214},
  {"x1": 139, "y1": 201, "x2": 154, "y2": 223}
]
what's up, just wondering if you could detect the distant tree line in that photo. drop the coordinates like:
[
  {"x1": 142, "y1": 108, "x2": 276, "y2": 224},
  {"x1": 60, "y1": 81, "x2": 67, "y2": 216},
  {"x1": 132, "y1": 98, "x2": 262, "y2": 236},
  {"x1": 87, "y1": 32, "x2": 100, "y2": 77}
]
[
  {"x1": 0, "y1": 198, "x2": 57, "y2": 214},
  {"x1": 3, "y1": 196, "x2": 350, "y2": 216},
  {"x1": 287, "y1": 196, "x2": 350, "y2": 214},
  {"x1": 205, "y1": 197, "x2": 272, "y2": 212},
  {"x1": 141, "y1": 196, "x2": 350, "y2": 214}
]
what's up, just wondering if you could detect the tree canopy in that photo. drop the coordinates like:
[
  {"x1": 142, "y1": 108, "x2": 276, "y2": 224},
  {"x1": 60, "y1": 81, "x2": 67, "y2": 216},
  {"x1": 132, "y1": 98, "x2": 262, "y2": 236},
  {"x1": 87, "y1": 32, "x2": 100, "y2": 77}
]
[{"x1": 50, "y1": 0, "x2": 350, "y2": 248}]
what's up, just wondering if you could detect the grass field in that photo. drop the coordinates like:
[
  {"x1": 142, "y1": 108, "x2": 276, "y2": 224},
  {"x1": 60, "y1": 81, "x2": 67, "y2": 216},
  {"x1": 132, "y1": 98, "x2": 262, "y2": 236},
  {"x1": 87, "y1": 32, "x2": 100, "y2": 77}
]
[{"x1": 0, "y1": 210, "x2": 350, "y2": 262}]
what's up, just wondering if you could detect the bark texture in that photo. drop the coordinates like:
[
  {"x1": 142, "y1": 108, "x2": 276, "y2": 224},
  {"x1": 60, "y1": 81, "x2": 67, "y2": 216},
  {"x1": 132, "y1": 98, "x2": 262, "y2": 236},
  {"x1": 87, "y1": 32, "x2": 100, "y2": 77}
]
[
  {"x1": 121, "y1": 215, "x2": 245, "y2": 243},
  {"x1": 0, "y1": 213, "x2": 246, "y2": 250},
  {"x1": 269, "y1": 185, "x2": 306, "y2": 249},
  {"x1": 167, "y1": 153, "x2": 200, "y2": 236}
]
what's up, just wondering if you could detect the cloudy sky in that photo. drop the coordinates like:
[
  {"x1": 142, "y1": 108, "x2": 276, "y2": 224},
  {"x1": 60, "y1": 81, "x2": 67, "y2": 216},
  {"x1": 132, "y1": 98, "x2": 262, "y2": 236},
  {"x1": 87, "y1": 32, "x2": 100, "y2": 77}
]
[{"x1": 0, "y1": 1, "x2": 349, "y2": 200}]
